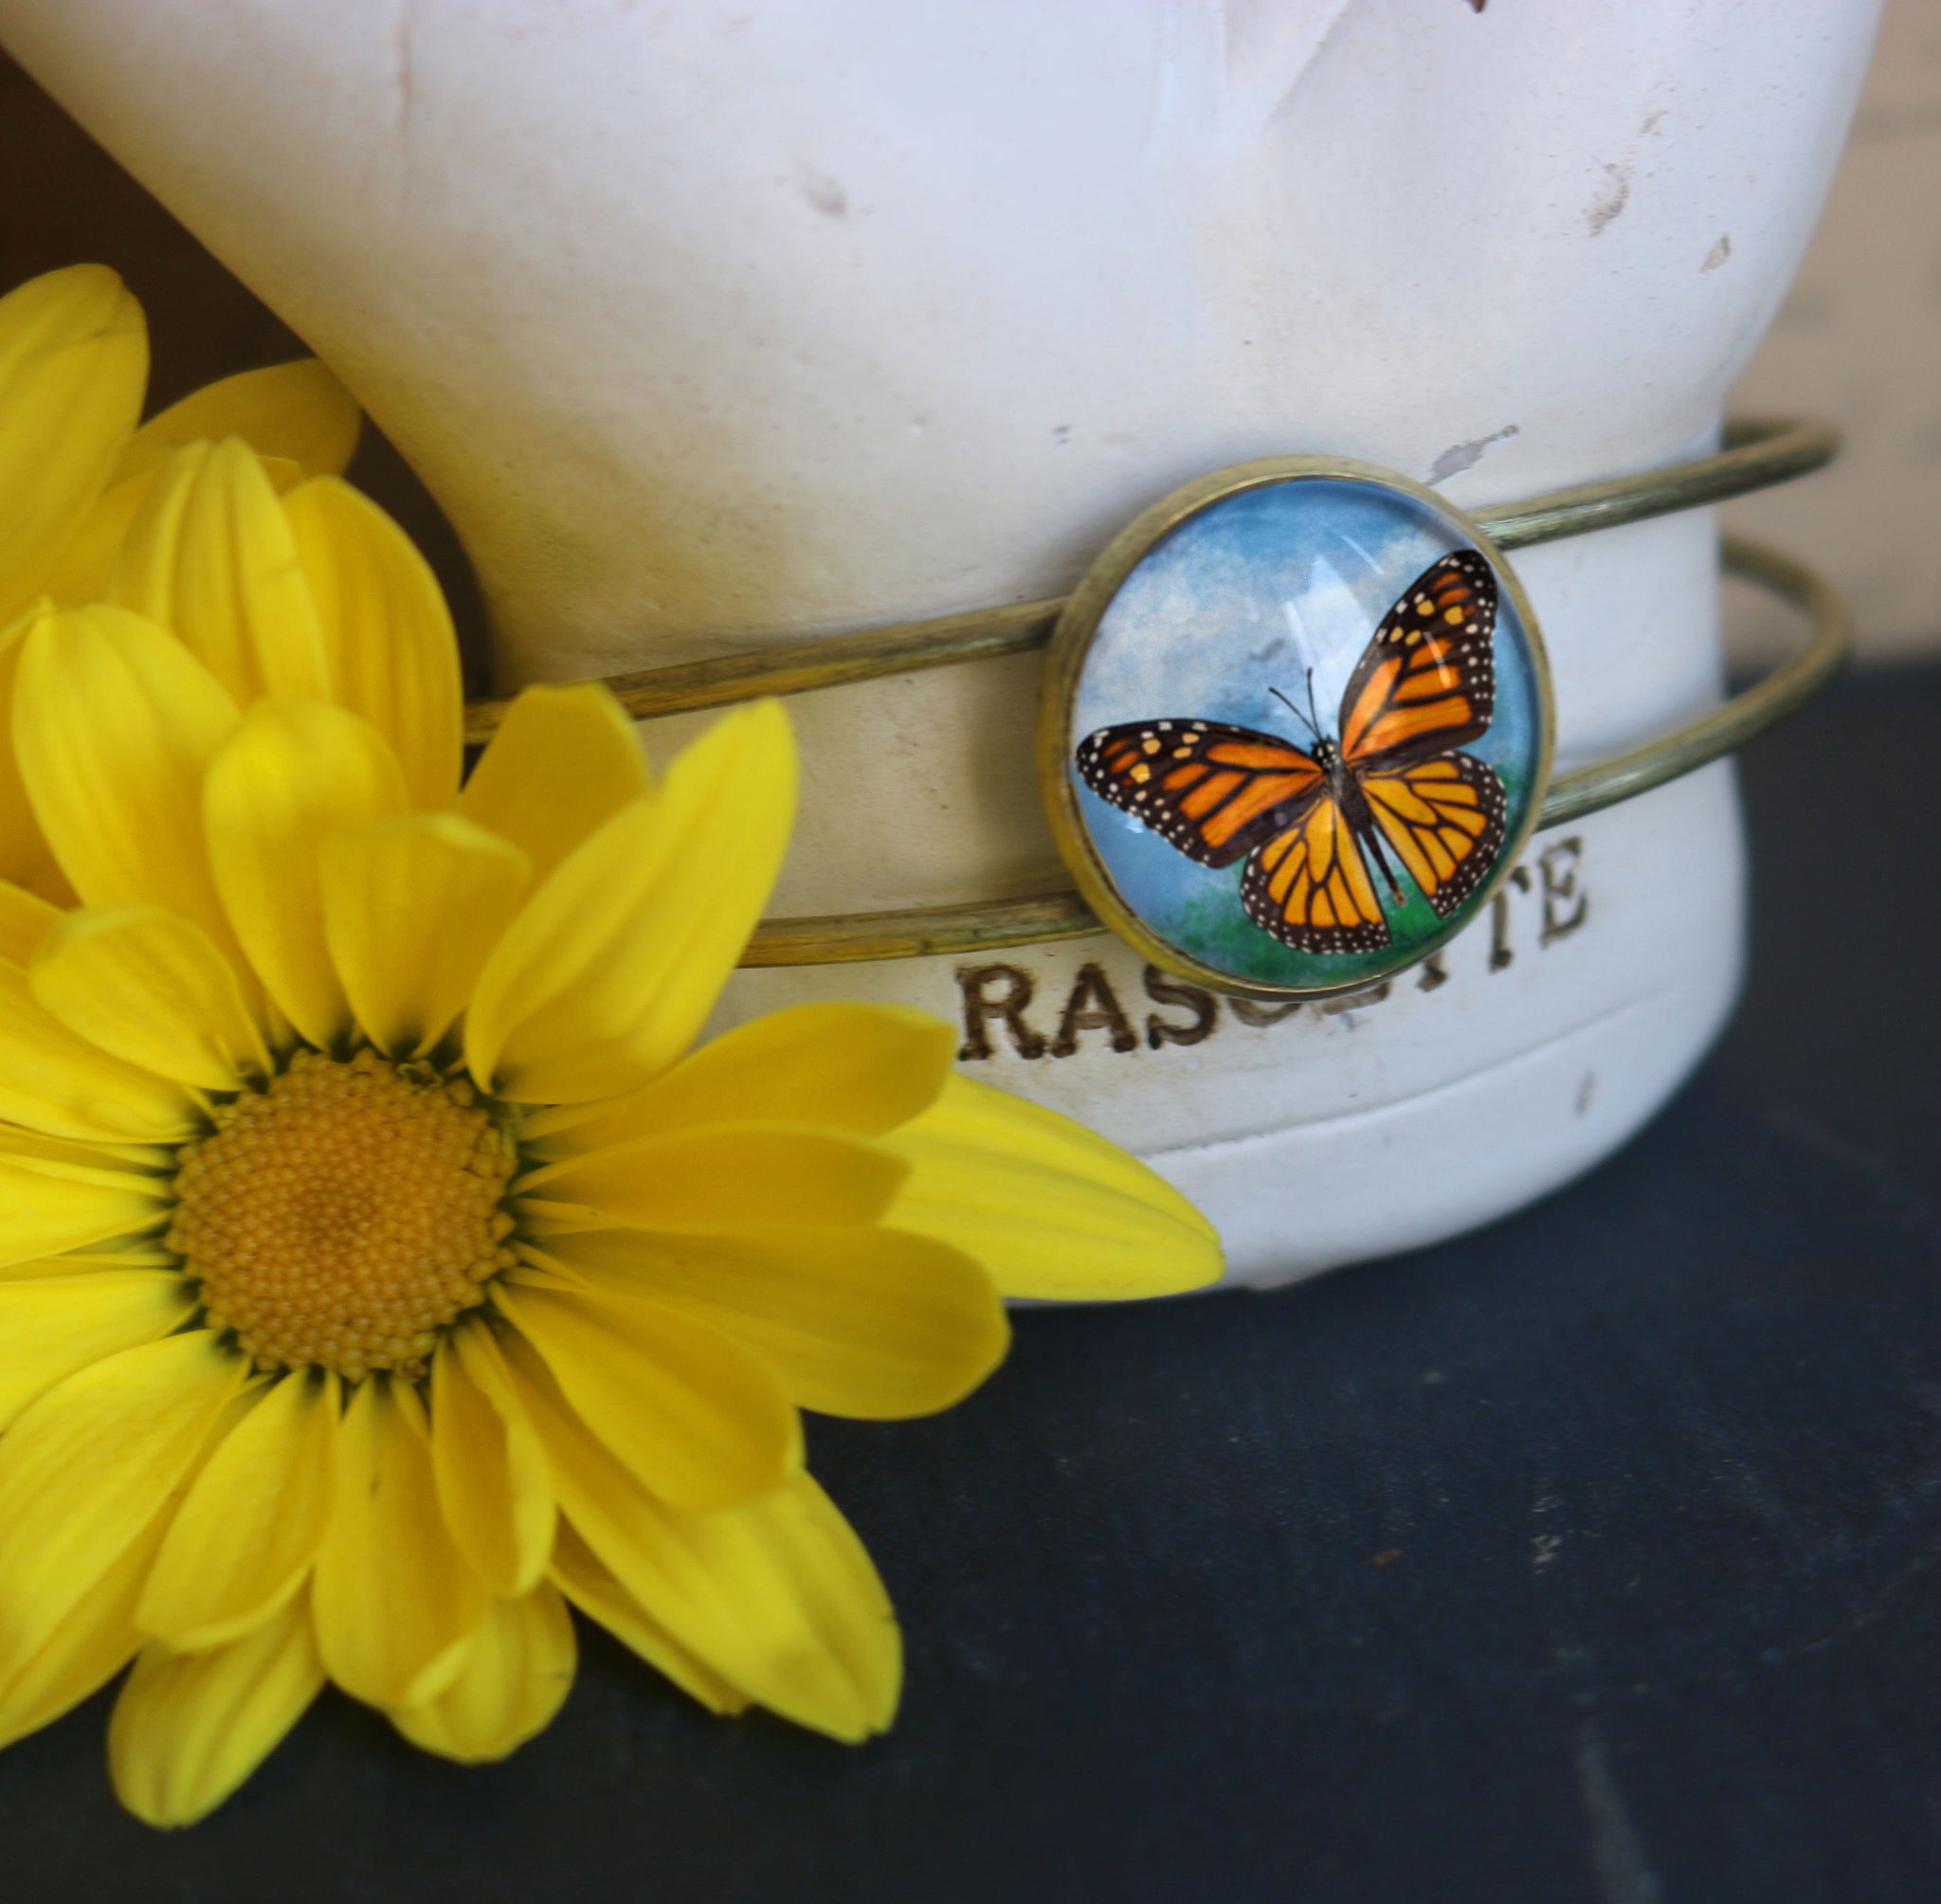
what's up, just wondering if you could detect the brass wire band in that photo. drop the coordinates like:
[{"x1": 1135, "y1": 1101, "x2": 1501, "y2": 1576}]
[
  {"x1": 735, "y1": 533, "x2": 1848, "y2": 966},
  {"x1": 453, "y1": 415, "x2": 1842, "y2": 966},
  {"x1": 462, "y1": 416, "x2": 1837, "y2": 741}
]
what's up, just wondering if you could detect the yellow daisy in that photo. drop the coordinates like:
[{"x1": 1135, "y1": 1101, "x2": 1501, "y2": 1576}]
[
  {"x1": 0, "y1": 608, "x2": 1218, "y2": 1827},
  {"x1": 0, "y1": 263, "x2": 372, "y2": 896}
]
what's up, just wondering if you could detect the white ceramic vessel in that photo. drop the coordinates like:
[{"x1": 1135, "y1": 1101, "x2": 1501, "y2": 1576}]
[{"x1": 0, "y1": 0, "x2": 1880, "y2": 1286}]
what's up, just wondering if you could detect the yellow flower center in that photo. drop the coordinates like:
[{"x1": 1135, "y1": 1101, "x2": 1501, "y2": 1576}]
[{"x1": 170, "y1": 1047, "x2": 519, "y2": 1381}]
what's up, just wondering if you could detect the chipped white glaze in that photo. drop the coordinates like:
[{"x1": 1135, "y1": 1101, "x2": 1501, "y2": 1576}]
[{"x1": 0, "y1": 0, "x2": 1881, "y2": 1285}]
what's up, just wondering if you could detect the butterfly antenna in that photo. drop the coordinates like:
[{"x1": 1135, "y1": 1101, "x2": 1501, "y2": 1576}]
[
  {"x1": 1269, "y1": 685, "x2": 1319, "y2": 742},
  {"x1": 1305, "y1": 665, "x2": 1323, "y2": 738}
]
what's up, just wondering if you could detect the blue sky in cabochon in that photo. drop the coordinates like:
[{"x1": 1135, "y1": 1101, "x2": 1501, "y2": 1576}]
[{"x1": 1068, "y1": 477, "x2": 1542, "y2": 950}]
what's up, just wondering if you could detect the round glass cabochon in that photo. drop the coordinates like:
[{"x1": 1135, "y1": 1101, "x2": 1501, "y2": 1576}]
[{"x1": 1061, "y1": 472, "x2": 1549, "y2": 996}]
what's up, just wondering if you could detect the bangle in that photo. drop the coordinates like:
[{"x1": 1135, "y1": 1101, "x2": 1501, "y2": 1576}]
[{"x1": 463, "y1": 418, "x2": 1846, "y2": 988}]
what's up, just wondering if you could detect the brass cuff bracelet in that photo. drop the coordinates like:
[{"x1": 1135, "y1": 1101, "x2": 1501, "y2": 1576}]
[{"x1": 463, "y1": 417, "x2": 1846, "y2": 981}]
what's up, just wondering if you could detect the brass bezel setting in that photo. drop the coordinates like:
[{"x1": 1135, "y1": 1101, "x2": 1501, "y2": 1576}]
[{"x1": 1035, "y1": 455, "x2": 1556, "y2": 1003}]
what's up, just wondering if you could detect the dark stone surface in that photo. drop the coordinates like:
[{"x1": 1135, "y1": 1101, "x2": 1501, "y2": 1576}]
[{"x1": 10, "y1": 662, "x2": 1941, "y2": 1902}]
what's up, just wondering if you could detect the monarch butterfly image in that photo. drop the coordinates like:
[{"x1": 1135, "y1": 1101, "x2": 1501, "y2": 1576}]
[{"x1": 1075, "y1": 552, "x2": 1507, "y2": 954}]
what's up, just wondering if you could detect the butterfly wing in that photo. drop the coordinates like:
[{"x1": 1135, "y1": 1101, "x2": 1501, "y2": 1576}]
[
  {"x1": 1079, "y1": 553, "x2": 1507, "y2": 953},
  {"x1": 1239, "y1": 794, "x2": 1389, "y2": 952},
  {"x1": 1337, "y1": 552, "x2": 1497, "y2": 771},
  {"x1": 1076, "y1": 719, "x2": 1325, "y2": 868},
  {"x1": 1337, "y1": 550, "x2": 1510, "y2": 921},
  {"x1": 1361, "y1": 753, "x2": 1508, "y2": 918}
]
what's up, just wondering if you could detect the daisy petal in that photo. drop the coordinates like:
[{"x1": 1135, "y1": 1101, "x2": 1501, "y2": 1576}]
[
  {"x1": 0, "y1": 1256, "x2": 170, "y2": 1286},
  {"x1": 109, "y1": 1590, "x2": 324, "y2": 1829},
  {"x1": 462, "y1": 795, "x2": 653, "y2": 1101},
  {"x1": 312, "y1": 1377, "x2": 487, "y2": 1710},
  {"x1": 0, "y1": 265, "x2": 146, "y2": 623},
  {"x1": 0, "y1": 879, "x2": 61, "y2": 966},
  {"x1": 110, "y1": 439, "x2": 331, "y2": 703},
  {"x1": 118, "y1": 359, "x2": 360, "y2": 483},
  {"x1": 549, "y1": 1519, "x2": 747, "y2": 1714},
  {"x1": 44, "y1": 471, "x2": 153, "y2": 607},
  {"x1": 14, "y1": 605, "x2": 241, "y2": 948},
  {"x1": 0, "y1": 1152, "x2": 170, "y2": 1269},
  {"x1": 389, "y1": 1585, "x2": 575, "y2": 1764},
  {"x1": 751, "y1": 1470, "x2": 901, "y2": 1738},
  {"x1": 503, "y1": 1333, "x2": 897, "y2": 1740},
  {"x1": 531, "y1": 1226, "x2": 1008, "y2": 1421},
  {"x1": 517, "y1": 1124, "x2": 907, "y2": 1232},
  {"x1": 882, "y1": 1075, "x2": 1224, "y2": 1299},
  {"x1": 0, "y1": 1272, "x2": 193, "y2": 1431},
  {"x1": 0, "y1": 1510, "x2": 165, "y2": 1751},
  {"x1": 0, "y1": 1332, "x2": 245, "y2": 1678},
  {"x1": 510, "y1": 1197, "x2": 628, "y2": 1238},
  {"x1": 321, "y1": 814, "x2": 530, "y2": 1059},
  {"x1": 139, "y1": 1370, "x2": 339, "y2": 1653},
  {"x1": 458, "y1": 683, "x2": 650, "y2": 883},
  {"x1": 205, "y1": 698, "x2": 409, "y2": 1049},
  {"x1": 0, "y1": 963, "x2": 194, "y2": 1142},
  {"x1": 530, "y1": 1003, "x2": 956, "y2": 1156},
  {"x1": 0, "y1": 611, "x2": 59, "y2": 895},
  {"x1": 30, "y1": 906, "x2": 270, "y2": 1091},
  {"x1": 283, "y1": 478, "x2": 463, "y2": 807},
  {"x1": 0, "y1": 1247, "x2": 178, "y2": 1283},
  {"x1": 467, "y1": 699, "x2": 794, "y2": 1104},
  {"x1": 430, "y1": 1325, "x2": 555, "y2": 1600},
  {"x1": 0, "y1": 1125, "x2": 174, "y2": 1187},
  {"x1": 496, "y1": 1279, "x2": 799, "y2": 1513}
]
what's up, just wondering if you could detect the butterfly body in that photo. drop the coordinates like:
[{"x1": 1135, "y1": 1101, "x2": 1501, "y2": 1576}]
[
  {"x1": 1308, "y1": 735, "x2": 1410, "y2": 901},
  {"x1": 1076, "y1": 551, "x2": 1510, "y2": 956}
]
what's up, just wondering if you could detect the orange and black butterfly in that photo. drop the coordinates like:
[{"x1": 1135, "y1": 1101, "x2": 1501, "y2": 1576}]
[{"x1": 1075, "y1": 552, "x2": 1507, "y2": 953}]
